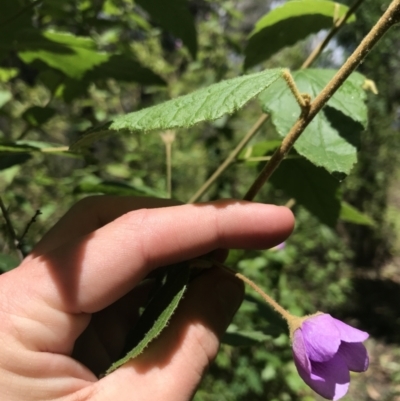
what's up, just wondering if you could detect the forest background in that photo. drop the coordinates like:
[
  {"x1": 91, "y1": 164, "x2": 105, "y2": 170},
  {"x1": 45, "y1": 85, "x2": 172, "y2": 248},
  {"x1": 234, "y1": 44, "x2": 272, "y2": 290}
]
[{"x1": 0, "y1": 0, "x2": 400, "y2": 400}]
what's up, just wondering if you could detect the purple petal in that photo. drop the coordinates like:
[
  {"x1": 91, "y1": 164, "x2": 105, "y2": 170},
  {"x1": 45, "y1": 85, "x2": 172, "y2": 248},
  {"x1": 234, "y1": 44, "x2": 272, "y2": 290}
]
[
  {"x1": 337, "y1": 341, "x2": 369, "y2": 372},
  {"x1": 332, "y1": 318, "x2": 369, "y2": 343},
  {"x1": 294, "y1": 353, "x2": 350, "y2": 401},
  {"x1": 292, "y1": 329, "x2": 311, "y2": 375},
  {"x1": 301, "y1": 314, "x2": 341, "y2": 362}
]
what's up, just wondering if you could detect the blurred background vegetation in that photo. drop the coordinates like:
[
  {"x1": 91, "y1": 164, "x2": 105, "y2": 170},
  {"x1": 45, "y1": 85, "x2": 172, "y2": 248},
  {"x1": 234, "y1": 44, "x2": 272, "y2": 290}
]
[{"x1": 0, "y1": 0, "x2": 400, "y2": 399}]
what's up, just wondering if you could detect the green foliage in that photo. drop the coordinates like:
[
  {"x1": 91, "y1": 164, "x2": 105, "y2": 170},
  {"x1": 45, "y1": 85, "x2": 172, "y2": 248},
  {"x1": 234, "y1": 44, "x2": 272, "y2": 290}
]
[
  {"x1": 259, "y1": 69, "x2": 368, "y2": 174},
  {"x1": 72, "y1": 69, "x2": 283, "y2": 149},
  {"x1": 244, "y1": 0, "x2": 355, "y2": 69}
]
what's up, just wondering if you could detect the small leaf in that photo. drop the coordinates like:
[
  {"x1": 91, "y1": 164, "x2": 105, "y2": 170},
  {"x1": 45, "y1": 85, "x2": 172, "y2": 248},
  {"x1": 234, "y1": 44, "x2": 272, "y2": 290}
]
[
  {"x1": 244, "y1": 0, "x2": 355, "y2": 69},
  {"x1": 72, "y1": 69, "x2": 283, "y2": 149},
  {"x1": 136, "y1": 0, "x2": 197, "y2": 59},
  {"x1": 259, "y1": 69, "x2": 368, "y2": 174},
  {"x1": 75, "y1": 180, "x2": 167, "y2": 198},
  {"x1": 0, "y1": 90, "x2": 12, "y2": 108},
  {"x1": 237, "y1": 140, "x2": 281, "y2": 165},
  {"x1": 22, "y1": 106, "x2": 56, "y2": 127},
  {"x1": 222, "y1": 329, "x2": 272, "y2": 347},
  {"x1": 340, "y1": 201, "x2": 375, "y2": 226},
  {"x1": 0, "y1": 68, "x2": 18, "y2": 83},
  {"x1": 106, "y1": 263, "x2": 190, "y2": 374},
  {"x1": 17, "y1": 31, "x2": 109, "y2": 79},
  {"x1": 270, "y1": 157, "x2": 341, "y2": 227}
]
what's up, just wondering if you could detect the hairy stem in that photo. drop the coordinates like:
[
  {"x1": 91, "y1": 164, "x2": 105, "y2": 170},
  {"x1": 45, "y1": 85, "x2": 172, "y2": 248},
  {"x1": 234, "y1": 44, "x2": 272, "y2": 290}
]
[{"x1": 244, "y1": 0, "x2": 400, "y2": 201}]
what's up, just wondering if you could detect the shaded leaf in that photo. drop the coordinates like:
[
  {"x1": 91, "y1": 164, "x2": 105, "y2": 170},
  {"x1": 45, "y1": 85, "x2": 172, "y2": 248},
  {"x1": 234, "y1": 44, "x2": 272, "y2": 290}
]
[
  {"x1": 106, "y1": 263, "x2": 190, "y2": 374},
  {"x1": 22, "y1": 106, "x2": 56, "y2": 127},
  {"x1": 340, "y1": 201, "x2": 375, "y2": 226},
  {"x1": 136, "y1": 0, "x2": 197, "y2": 59},
  {"x1": 86, "y1": 54, "x2": 166, "y2": 86},
  {"x1": 18, "y1": 31, "x2": 109, "y2": 79},
  {"x1": 0, "y1": 253, "x2": 19, "y2": 273},
  {"x1": 244, "y1": 0, "x2": 355, "y2": 69},
  {"x1": 0, "y1": 154, "x2": 31, "y2": 170},
  {"x1": 259, "y1": 69, "x2": 367, "y2": 174},
  {"x1": 223, "y1": 329, "x2": 272, "y2": 347},
  {"x1": 270, "y1": 158, "x2": 341, "y2": 227},
  {"x1": 72, "y1": 69, "x2": 283, "y2": 149}
]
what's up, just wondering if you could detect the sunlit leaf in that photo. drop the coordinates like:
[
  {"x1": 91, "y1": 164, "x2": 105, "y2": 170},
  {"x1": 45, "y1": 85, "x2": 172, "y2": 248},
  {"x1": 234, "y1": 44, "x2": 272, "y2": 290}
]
[
  {"x1": 259, "y1": 69, "x2": 368, "y2": 175},
  {"x1": 0, "y1": 91, "x2": 12, "y2": 108},
  {"x1": 106, "y1": 263, "x2": 190, "y2": 374},
  {"x1": 244, "y1": 0, "x2": 355, "y2": 69},
  {"x1": 72, "y1": 69, "x2": 283, "y2": 149},
  {"x1": 340, "y1": 201, "x2": 375, "y2": 226}
]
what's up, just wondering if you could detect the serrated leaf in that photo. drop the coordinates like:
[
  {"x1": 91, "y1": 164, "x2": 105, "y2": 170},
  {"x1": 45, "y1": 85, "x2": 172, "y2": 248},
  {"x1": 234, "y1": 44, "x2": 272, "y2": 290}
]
[
  {"x1": 75, "y1": 180, "x2": 167, "y2": 198},
  {"x1": 270, "y1": 158, "x2": 341, "y2": 227},
  {"x1": 17, "y1": 31, "x2": 109, "y2": 79},
  {"x1": 136, "y1": 0, "x2": 197, "y2": 59},
  {"x1": 86, "y1": 54, "x2": 166, "y2": 85},
  {"x1": 222, "y1": 329, "x2": 272, "y2": 347},
  {"x1": 72, "y1": 68, "x2": 283, "y2": 149},
  {"x1": 244, "y1": 0, "x2": 355, "y2": 69},
  {"x1": 340, "y1": 201, "x2": 375, "y2": 226},
  {"x1": 22, "y1": 106, "x2": 56, "y2": 127},
  {"x1": 259, "y1": 69, "x2": 368, "y2": 174},
  {"x1": 106, "y1": 263, "x2": 190, "y2": 374}
]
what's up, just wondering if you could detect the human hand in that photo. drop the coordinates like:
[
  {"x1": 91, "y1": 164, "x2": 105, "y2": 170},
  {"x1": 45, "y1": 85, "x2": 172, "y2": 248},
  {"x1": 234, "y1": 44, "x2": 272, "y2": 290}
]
[{"x1": 0, "y1": 196, "x2": 294, "y2": 401}]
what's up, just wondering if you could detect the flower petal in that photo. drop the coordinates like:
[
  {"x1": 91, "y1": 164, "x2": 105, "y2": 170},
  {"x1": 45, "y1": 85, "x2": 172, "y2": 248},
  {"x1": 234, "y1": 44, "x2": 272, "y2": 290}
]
[
  {"x1": 292, "y1": 329, "x2": 311, "y2": 375},
  {"x1": 295, "y1": 353, "x2": 350, "y2": 401},
  {"x1": 338, "y1": 341, "x2": 369, "y2": 372},
  {"x1": 301, "y1": 314, "x2": 341, "y2": 362},
  {"x1": 332, "y1": 318, "x2": 369, "y2": 343}
]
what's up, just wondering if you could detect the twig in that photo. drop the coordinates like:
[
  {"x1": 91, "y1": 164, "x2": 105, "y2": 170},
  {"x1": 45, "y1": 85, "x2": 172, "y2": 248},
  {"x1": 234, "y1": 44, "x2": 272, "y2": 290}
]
[
  {"x1": 244, "y1": 0, "x2": 400, "y2": 201},
  {"x1": 0, "y1": 0, "x2": 42, "y2": 31},
  {"x1": 301, "y1": 0, "x2": 366, "y2": 69},
  {"x1": 0, "y1": 197, "x2": 24, "y2": 261},
  {"x1": 188, "y1": 0, "x2": 363, "y2": 203},
  {"x1": 19, "y1": 210, "x2": 42, "y2": 249}
]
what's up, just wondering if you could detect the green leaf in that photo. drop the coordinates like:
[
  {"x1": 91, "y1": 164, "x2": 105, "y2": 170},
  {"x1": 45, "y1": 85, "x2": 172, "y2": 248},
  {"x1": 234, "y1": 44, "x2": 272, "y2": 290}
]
[
  {"x1": 72, "y1": 68, "x2": 283, "y2": 149},
  {"x1": 106, "y1": 263, "x2": 190, "y2": 374},
  {"x1": 136, "y1": 0, "x2": 197, "y2": 59},
  {"x1": 244, "y1": 0, "x2": 355, "y2": 69},
  {"x1": 340, "y1": 201, "x2": 375, "y2": 226},
  {"x1": 0, "y1": 90, "x2": 12, "y2": 108},
  {"x1": 86, "y1": 54, "x2": 166, "y2": 86},
  {"x1": 75, "y1": 180, "x2": 167, "y2": 198},
  {"x1": 222, "y1": 329, "x2": 271, "y2": 347},
  {"x1": 259, "y1": 69, "x2": 368, "y2": 175},
  {"x1": 22, "y1": 106, "x2": 56, "y2": 127},
  {"x1": 0, "y1": 68, "x2": 18, "y2": 83},
  {"x1": 270, "y1": 157, "x2": 341, "y2": 227},
  {"x1": 237, "y1": 140, "x2": 282, "y2": 165},
  {"x1": 17, "y1": 31, "x2": 109, "y2": 79},
  {"x1": 0, "y1": 253, "x2": 19, "y2": 273}
]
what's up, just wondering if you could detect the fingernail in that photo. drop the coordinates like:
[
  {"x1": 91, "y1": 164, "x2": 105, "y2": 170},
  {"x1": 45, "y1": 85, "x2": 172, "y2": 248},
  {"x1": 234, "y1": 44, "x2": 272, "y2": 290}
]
[{"x1": 216, "y1": 276, "x2": 244, "y2": 326}]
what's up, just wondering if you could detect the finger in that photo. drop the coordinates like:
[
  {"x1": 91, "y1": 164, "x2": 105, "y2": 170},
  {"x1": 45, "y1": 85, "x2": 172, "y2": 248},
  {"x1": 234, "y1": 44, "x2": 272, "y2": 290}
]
[
  {"x1": 92, "y1": 267, "x2": 244, "y2": 401},
  {"x1": 22, "y1": 200, "x2": 293, "y2": 315},
  {"x1": 28, "y1": 196, "x2": 182, "y2": 258}
]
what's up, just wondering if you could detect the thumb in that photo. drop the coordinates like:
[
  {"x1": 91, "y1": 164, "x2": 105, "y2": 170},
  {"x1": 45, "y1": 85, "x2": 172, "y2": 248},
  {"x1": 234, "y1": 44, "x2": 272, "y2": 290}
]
[{"x1": 93, "y1": 267, "x2": 244, "y2": 401}]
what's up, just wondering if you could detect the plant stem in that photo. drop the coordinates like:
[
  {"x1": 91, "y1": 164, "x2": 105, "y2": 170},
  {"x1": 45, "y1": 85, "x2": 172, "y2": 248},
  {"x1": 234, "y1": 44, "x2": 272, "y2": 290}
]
[
  {"x1": 244, "y1": 0, "x2": 400, "y2": 201},
  {"x1": 188, "y1": 113, "x2": 268, "y2": 203},
  {"x1": 188, "y1": 0, "x2": 363, "y2": 203},
  {"x1": 160, "y1": 131, "x2": 175, "y2": 198},
  {"x1": 0, "y1": 197, "x2": 24, "y2": 261},
  {"x1": 301, "y1": 0, "x2": 366, "y2": 69}
]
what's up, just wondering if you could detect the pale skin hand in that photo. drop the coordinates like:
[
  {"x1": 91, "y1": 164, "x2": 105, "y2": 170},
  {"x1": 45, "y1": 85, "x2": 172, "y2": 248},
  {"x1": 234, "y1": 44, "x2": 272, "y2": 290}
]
[{"x1": 0, "y1": 196, "x2": 294, "y2": 401}]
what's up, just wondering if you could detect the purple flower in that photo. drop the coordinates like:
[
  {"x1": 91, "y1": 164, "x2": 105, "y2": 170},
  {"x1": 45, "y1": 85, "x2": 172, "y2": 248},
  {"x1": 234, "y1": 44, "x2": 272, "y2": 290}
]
[{"x1": 292, "y1": 313, "x2": 369, "y2": 400}]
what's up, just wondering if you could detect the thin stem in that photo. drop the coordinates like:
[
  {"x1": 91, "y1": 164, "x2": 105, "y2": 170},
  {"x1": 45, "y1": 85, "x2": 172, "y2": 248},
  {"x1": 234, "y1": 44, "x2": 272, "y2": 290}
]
[
  {"x1": 244, "y1": 0, "x2": 400, "y2": 201},
  {"x1": 301, "y1": 0, "x2": 366, "y2": 69},
  {"x1": 282, "y1": 70, "x2": 311, "y2": 111},
  {"x1": 0, "y1": 197, "x2": 24, "y2": 261},
  {"x1": 19, "y1": 210, "x2": 41, "y2": 248},
  {"x1": 235, "y1": 273, "x2": 293, "y2": 321},
  {"x1": 188, "y1": 113, "x2": 268, "y2": 203}
]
